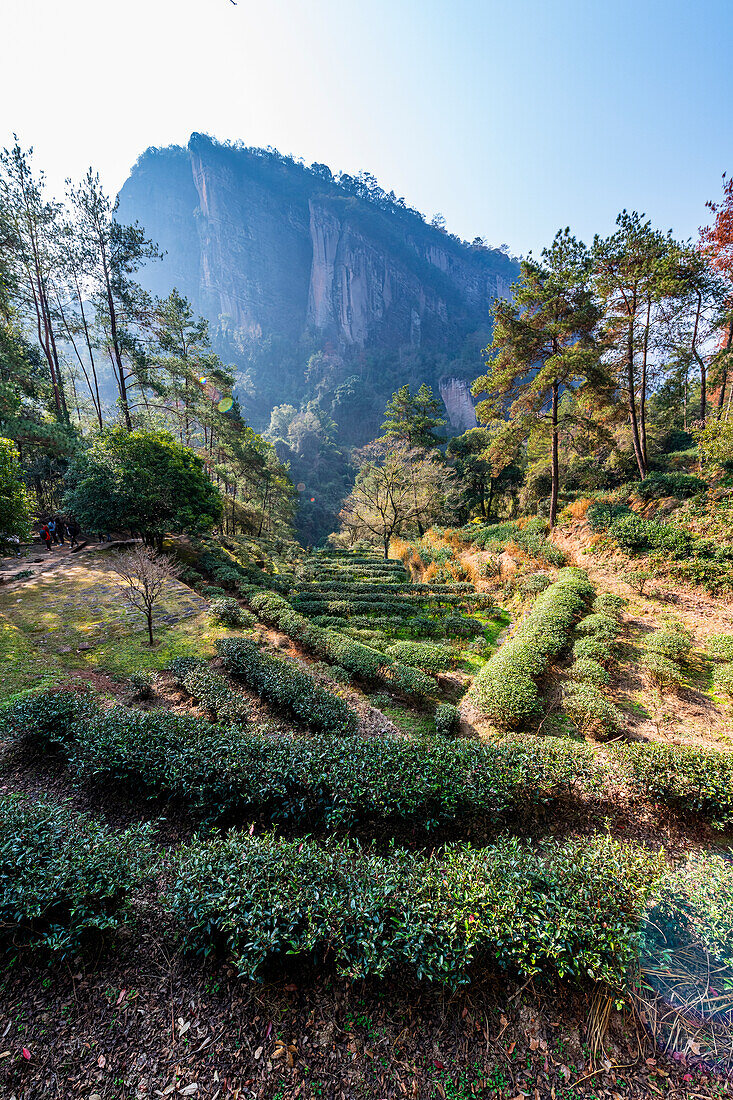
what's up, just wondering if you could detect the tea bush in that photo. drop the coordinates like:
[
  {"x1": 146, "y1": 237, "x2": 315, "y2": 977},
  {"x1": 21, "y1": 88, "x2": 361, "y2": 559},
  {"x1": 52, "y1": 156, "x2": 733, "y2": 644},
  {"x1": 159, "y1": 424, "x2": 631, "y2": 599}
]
[
  {"x1": 386, "y1": 641, "x2": 455, "y2": 673},
  {"x1": 634, "y1": 472, "x2": 706, "y2": 500},
  {"x1": 167, "y1": 658, "x2": 249, "y2": 725},
  {"x1": 217, "y1": 638, "x2": 358, "y2": 735},
  {"x1": 0, "y1": 687, "x2": 97, "y2": 747},
  {"x1": 169, "y1": 831, "x2": 664, "y2": 988},
  {"x1": 568, "y1": 658, "x2": 610, "y2": 687},
  {"x1": 519, "y1": 573, "x2": 551, "y2": 596},
  {"x1": 593, "y1": 593, "x2": 625, "y2": 617},
  {"x1": 654, "y1": 853, "x2": 733, "y2": 967},
  {"x1": 0, "y1": 794, "x2": 151, "y2": 957},
  {"x1": 713, "y1": 664, "x2": 733, "y2": 697},
  {"x1": 435, "y1": 702, "x2": 460, "y2": 736},
  {"x1": 575, "y1": 613, "x2": 618, "y2": 641},
  {"x1": 707, "y1": 634, "x2": 733, "y2": 662},
  {"x1": 642, "y1": 625, "x2": 692, "y2": 664},
  {"x1": 67, "y1": 709, "x2": 272, "y2": 818},
  {"x1": 616, "y1": 742, "x2": 733, "y2": 826},
  {"x1": 563, "y1": 682, "x2": 621, "y2": 738},
  {"x1": 208, "y1": 597, "x2": 253, "y2": 628},
  {"x1": 572, "y1": 636, "x2": 613, "y2": 664},
  {"x1": 640, "y1": 652, "x2": 684, "y2": 689},
  {"x1": 471, "y1": 569, "x2": 594, "y2": 728}
]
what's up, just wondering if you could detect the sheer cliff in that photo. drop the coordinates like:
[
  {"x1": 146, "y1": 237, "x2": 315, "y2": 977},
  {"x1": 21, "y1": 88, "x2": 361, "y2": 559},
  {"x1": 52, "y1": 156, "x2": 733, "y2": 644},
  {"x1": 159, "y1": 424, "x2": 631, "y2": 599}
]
[
  {"x1": 117, "y1": 135, "x2": 517, "y2": 427},
  {"x1": 116, "y1": 135, "x2": 518, "y2": 541}
]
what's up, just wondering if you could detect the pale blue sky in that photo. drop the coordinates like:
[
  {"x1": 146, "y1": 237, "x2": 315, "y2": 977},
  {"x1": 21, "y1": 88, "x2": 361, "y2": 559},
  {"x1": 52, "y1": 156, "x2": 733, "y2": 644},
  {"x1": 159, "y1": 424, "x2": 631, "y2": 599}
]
[{"x1": 3, "y1": 0, "x2": 732, "y2": 255}]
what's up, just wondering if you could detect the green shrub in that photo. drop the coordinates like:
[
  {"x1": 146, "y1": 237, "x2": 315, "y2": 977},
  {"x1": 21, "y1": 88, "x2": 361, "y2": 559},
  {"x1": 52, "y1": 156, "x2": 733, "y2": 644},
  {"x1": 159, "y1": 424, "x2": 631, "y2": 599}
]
[
  {"x1": 568, "y1": 658, "x2": 610, "y2": 687},
  {"x1": 435, "y1": 703, "x2": 459, "y2": 736},
  {"x1": 0, "y1": 795, "x2": 151, "y2": 957},
  {"x1": 218, "y1": 638, "x2": 358, "y2": 735},
  {"x1": 564, "y1": 683, "x2": 621, "y2": 738},
  {"x1": 641, "y1": 652, "x2": 684, "y2": 688},
  {"x1": 519, "y1": 573, "x2": 551, "y2": 596},
  {"x1": 209, "y1": 596, "x2": 247, "y2": 628},
  {"x1": 0, "y1": 687, "x2": 96, "y2": 747},
  {"x1": 169, "y1": 832, "x2": 664, "y2": 988},
  {"x1": 707, "y1": 634, "x2": 733, "y2": 662},
  {"x1": 654, "y1": 853, "x2": 733, "y2": 967},
  {"x1": 168, "y1": 658, "x2": 249, "y2": 725},
  {"x1": 593, "y1": 593, "x2": 625, "y2": 617},
  {"x1": 642, "y1": 625, "x2": 692, "y2": 664},
  {"x1": 634, "y1": 472, "x2": 706, "y2": 500},
  {"x1": 572, "y1": 637, "x2": 613, "y2": 664},
  {"x1": 713, "y1": 663, "x2": 733, "y2": 697},
  {"x1": 608, "y1": 514, "x2": 653, "y2": 553},
  {"x1": 575, "y1": 613, "x2": 618, "y2": 641},
  {"x1": 471, "y1": 569, "x2": 594, "y2": 728},
  {"x1": 201, "y1": 584, "x2": 228, "y2": 598},
  {"x1": 386, "y1": 641, "x2": 455, "y2": 673},
  {"x1": 126, "y1": 671, "x2": 155, "y2": 701},
  {"x1": 616, "y1": 742, "x2": 733, "y2": 826},
  {"x1": 249, "y1": 591, "x2": 435, "y2": 699}
]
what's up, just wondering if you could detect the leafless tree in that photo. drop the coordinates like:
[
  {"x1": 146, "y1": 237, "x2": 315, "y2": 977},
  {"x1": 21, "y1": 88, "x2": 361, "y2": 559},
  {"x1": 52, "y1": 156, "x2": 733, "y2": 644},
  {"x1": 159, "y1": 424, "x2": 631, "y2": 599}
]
[{"x1": 111, "y1": 545, "x2": 182, "y2": 647}]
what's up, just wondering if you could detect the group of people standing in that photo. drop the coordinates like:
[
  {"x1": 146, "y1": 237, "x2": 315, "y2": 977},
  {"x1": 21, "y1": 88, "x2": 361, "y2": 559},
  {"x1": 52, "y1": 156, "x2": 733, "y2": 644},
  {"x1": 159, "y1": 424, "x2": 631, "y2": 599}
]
[{"x1": 39, "y1": 517, "x2": 80, "y2": 552}]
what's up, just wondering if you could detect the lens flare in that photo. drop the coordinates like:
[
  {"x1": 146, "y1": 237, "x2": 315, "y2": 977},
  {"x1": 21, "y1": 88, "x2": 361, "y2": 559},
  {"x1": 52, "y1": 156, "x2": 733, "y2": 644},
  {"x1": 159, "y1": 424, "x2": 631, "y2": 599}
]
[
  {"x1": 198, "y1": 375, "x2": 207, "y2": 385},
  {"x1": 217, "y1": 396, "x2": 234, "y2": 413},
  {"x1": 296, "y1": 482, "x2": 306, "y2": 492}
]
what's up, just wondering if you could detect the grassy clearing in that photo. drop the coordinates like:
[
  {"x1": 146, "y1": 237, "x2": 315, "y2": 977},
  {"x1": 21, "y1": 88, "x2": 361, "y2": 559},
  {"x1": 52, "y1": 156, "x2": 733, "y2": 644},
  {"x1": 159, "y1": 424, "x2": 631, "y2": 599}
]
[{"x1": 0, "y1": 554, "x2": 225, "y2": 699}]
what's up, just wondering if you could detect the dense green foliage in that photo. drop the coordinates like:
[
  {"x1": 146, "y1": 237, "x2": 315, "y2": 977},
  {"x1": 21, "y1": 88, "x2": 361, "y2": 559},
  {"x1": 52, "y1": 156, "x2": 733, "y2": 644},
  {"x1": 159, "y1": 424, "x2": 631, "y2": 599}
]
[
  {"x1": 217, "y1": 637, "x2": 358, "y2": 735},
  {"x1": 63, "y1": 427, "x2": 222, "y2": 545},
  {"x1": 0, "y1": 795, "x2": 150, "y2": 957},
  {"x1": 169, "y1": 831, "x2": 664, "y2": 988},
  {"x1": 0, "y1": 686, "x2": 96, "y2": 746},
  {"x1": 471, "y1": 569, "x2": 593, "y2": 727},
  {"x1": 617, "y1": 742, "x2": 733, "y2": 826},
  {"x1": 0, "y1": 436, "x2": 33, "y2": 545},
  {"x1": 208, "y1": 596, "x2": 252, "y2": 628}
]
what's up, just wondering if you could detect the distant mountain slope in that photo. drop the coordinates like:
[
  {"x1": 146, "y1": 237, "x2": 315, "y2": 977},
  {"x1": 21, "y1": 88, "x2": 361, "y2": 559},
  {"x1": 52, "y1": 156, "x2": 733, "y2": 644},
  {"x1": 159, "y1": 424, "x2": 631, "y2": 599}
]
[{"x1": 116, "y1": 134, "x2": 518, "y2": 437}]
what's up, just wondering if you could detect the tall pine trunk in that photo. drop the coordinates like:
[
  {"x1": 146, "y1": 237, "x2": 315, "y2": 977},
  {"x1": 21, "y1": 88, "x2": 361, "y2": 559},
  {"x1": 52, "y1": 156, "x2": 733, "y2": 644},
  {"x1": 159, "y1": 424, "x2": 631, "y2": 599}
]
[{"x1": 549, "y1": 381, "x2": 559, "y2": 527}]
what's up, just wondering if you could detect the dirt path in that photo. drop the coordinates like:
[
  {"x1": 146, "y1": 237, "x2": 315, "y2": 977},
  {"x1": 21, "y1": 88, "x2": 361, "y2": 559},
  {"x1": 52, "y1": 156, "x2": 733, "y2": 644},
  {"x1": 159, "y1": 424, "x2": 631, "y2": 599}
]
[{"x1": 554, "y1": 521, "x2": 733, "y2": 748}]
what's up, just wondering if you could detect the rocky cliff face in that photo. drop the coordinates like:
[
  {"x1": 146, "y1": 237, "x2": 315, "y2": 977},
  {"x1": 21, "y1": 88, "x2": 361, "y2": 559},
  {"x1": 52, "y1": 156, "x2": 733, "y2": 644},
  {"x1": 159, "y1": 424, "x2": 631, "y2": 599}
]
[
  {"x1": 116, "y1": 134, "x2": 518, "y2": 453},
  {"x1": 439, "y1": 377, "x2": 478, "y2": 431},
  {"x1": 118, "y1": 134, "x2": 517, "y2": 356}
]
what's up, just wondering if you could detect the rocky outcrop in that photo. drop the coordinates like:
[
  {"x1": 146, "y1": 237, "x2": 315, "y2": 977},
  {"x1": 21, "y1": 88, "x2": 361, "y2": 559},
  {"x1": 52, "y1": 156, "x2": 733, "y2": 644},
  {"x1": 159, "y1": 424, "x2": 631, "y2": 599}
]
[
  {"x1": 439, "y1": 377, "x2": 478, "y2": 431},
  {"x1": 117, "y1": 134, "x2": 518, "y2": 355}
]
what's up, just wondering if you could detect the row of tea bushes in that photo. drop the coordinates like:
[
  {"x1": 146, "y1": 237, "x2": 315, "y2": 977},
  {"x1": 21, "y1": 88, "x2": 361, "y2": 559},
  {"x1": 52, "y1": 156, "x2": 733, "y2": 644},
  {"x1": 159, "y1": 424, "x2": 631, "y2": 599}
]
[
  {"x1": 6, "y1": 793, "x2": 726, "y2": 995},
  {"x1": 244, "y1": 593, "x2": 435, "y2": 699},
  {"x1": 470, "y1": 569, "x2": 595, "y2": 728},
  {"x1": 616, "y1": 742, "x2": 733, "y2": 827},
  {"x1": 167, "y1": 657, "x2": 250, "y2": 725},
  {"x1": 0, "y1": 690, "x2": 603, "y2": 830},
  {"x1": 564, "y1": 592, "x2": 625, "y2": 738},
  {"x1": 0, "y1": 794, "x2": 151, "y2": 957},
  {"x1": 0, "y1": 793, "x2": 666, "y2": 991},
  {"x1": 215, "y1": 638, "x2": 358, "y2": 735},
  {"x1": 170, "y1": 831, "x2": 664, "y2": 989},
  {"x1": 4, "y1": 688, "x2": 731, "y2": 828}
]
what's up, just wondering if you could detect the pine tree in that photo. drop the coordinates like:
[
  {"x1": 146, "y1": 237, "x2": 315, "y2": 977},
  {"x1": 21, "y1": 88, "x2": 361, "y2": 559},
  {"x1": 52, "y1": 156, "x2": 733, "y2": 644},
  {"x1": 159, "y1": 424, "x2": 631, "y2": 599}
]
[
  {"x1": 380, "y1": 383, "x2": 446, "y2": 448},
  {"x1": 473, "y1": 229, "x2": 603, "y2": 526}
]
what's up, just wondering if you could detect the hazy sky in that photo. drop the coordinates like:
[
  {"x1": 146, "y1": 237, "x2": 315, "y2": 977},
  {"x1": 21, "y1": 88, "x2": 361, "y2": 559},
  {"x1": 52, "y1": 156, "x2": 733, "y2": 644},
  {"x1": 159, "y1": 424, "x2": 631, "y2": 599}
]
[{"x1": 3, "y1": 0, "x2": 732, "y2": 256}]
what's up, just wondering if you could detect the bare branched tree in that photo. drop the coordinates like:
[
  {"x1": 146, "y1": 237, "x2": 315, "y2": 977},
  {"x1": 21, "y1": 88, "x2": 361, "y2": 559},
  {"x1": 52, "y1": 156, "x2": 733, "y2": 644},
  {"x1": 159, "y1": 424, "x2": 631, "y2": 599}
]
[{"x1": 111, "y1": 545, "x2": 182, "y2": 647}]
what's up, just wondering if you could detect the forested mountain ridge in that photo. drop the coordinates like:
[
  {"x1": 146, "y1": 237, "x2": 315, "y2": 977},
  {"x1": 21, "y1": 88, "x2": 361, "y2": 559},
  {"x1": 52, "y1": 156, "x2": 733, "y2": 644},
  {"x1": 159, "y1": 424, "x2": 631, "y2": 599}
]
[{"x1": 116, "y1": 134, "x2": 519, "y2": 437}]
